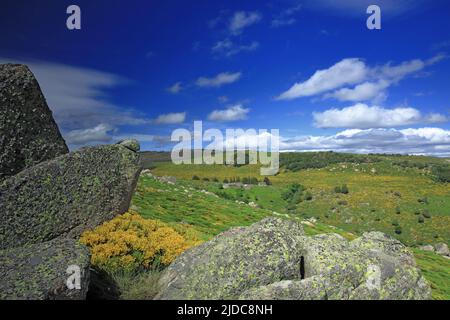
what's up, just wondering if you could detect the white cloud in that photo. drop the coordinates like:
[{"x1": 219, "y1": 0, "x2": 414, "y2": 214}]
[
  {"x1": 0, "y1": 57, "x2": 152, "y2": 148},
  {"x1": 210, "y1": 126, "x2": 450, "y2": 156},
  {"x1": 279, "y1": 127, "x2": 450, "y2": 156},
  {"x1": 153, "y1": 112, "x2": 186, "y2": 124},
  {"x1": 229, "y1": 11, "x2": 262, "y2": 35},
  {"x1": 0, "y1": 58, "x2": 143, "y2": 129},
  {"x1": 303, "y1": 0, "x2": 426, "y2": 16},
  {"x1": 325, "y1": 81, "x2": 389, "y2": 102},
  {"x1": 425, "y1": 113, "x2": 449, "y2": 123},
  {"x1": 271, "y1": 4, "x2": 302, "y2": 27},
  {"x1": 208, "y1": 104, "x2": 250, "y2": 122},
  {"x1": 276, "y1": 58, "x2": 367, "y2": 100},
  {"x1": 65, "y1": 124, "x2": 115, "y2": 146},
  {"x1": 277, "y1": 55, "x2": 445, "y2": 102},
  {"x1": 212, "y1": 39, "x2": 259, "y2": 57},
  {"x1": 196, "y1": 72, "x2": 242, "y2": 88},
  {"x1": 313, "y1": 104, "x2": 448, "y2": 129},
  {"x1": 167, "y1": 82, "x2": 183, "y2": 94}
]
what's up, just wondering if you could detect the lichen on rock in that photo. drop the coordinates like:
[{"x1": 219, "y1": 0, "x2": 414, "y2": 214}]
[
  {"x1": 0, "y1": 64, "x2": 69, "y2": 180},
  {"x1": 0, "y1": 144, "x2": 142, "y2": 250},
  {"x1": 155, "y1": 217, "x2": 431, "y2": 300},
  {"x1": 0, "y1": 238, "x2": 90, "y2": 300}
]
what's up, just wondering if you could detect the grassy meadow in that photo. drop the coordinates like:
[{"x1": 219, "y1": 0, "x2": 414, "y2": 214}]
[{"x1": 130, "y1": 152, "x2": 450, "y2": 299}]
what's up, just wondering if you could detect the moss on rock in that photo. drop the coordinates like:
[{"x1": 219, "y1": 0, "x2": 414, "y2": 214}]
[{"x1": 0, "y1": 144, "x2": 142, "y2": 250}]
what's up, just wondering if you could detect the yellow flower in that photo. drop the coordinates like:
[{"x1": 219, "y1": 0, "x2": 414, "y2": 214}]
[{"x1": 79, "y1": 211, "x2": 198, "y2": 273}]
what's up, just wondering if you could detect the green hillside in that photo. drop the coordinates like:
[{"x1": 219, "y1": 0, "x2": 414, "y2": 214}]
[{"x1": 131, "y1": 152, "x2": 450, "y2": 299}]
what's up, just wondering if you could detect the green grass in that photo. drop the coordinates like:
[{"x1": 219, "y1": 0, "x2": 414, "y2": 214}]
[
  {"x1": 132, "y1": 155, "x2": 450, "y2": 299},
  {"x1": 112, "y1": 269, "x2": 162, "y2": 300},
  {"x1": 151, "y1": 160, "x2": 450, "y2": 247},
  {"x1": 412, "y1": 249, "x2": 450, "y2": 300},
  {"x1": 132, "y1": 175, "x2": 272, "y2": 240}
]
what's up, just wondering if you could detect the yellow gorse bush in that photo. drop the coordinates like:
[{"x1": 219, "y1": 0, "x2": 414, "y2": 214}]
[{"x1": 80, "y1": 211, "x2": 198, "y2": 273}]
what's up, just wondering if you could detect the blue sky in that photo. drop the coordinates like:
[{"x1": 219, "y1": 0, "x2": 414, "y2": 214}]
[{"x1": 1, "y1": 0, "x2": 450, "y2": 155}]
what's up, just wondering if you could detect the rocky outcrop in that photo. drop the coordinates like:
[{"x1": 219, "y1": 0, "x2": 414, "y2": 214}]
[
  {"x1": 0, "y1": 238, "x2": 90, "y2": 300},
  {"x1": 0, "y1": 144, "x2": 142, "y2": 250},
  {"x1": 0, "y1": 64, "x2": 143, "y2": 300},
  {"x1": 155, "y1": 217, "x2": 431, "y2": 300},
  {"x1": 0, "y1": 64, "x2": 68, "y2": 180},
  {"x1": 434, "y1": 243, "x2": 449, "y2": 257},
  {"x1": 156, "y1": 217, "x2": 305, "y2": 299},
  {"x1": 118, "y1": 139, "x2": 140, "y2": 152}
]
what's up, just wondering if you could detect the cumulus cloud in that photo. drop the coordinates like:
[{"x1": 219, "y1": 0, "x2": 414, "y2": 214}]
[
  {"x1": 325, "y1": 80, "x2": 389, "y2": 102},
  {"x1": 209, "y1": 126, "x2": 450, "y2": 156},
  {"x1": 208, "y1": 104, "x2": 250, "y2": 122},
  {"x1": 167, "y1": 82, "x2": 183, "y2": 94},
  {"x1": 229, "y1": 11, "x2": 262, "y2": 35},
  {"x1": 153, "y1": 112, "x2": 186, "y2": 124},
  {"x1": 277, "y1": 55, "x2": 445, "y2": 102},
  {"x1": 279, "y1": 127, "x2": 450, "y2": 156},
  {"x1": 313, "y1": 104, "x2": 448, "y2": 129},
  {"x1": 276, "y1": 58, "x2": 367, "y2": 100},
  {"x1": 196, "y1": 72, "x2": 242, "y2": 88},
  {"x1": 212, "y1": 39, "x2": 259, "y2": 57}
]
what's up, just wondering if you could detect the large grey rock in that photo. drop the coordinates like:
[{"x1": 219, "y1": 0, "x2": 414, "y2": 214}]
[
  {"x1": 0, "y1": 64, "x2": 68, "y2": 180},
  {"x1": 434, "y1": 243, "x2": 449, "y2": 256},
  {"x1": 117, "y1": 139, "x2": 140, "y2": 152},
  {"x1": 0, "y1": 144, "x2": 142, "y2": 250},
  {"x1": 155, "y1": 218, "x2": 431, "y2": 300},
  {"x1": 155, "y1": 217, "x2": 305, "y2": 300},
  {"x1": 0, "y1": 238, "x2": 90, "y2": 300},
  {"x1": 418, "y1": 245, "x2": 435, "y2": 252}
]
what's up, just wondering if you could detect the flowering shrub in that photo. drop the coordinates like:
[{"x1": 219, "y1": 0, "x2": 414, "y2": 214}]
[{"x1": 80, "y1": 211, "x2": 198, "y2": 273}]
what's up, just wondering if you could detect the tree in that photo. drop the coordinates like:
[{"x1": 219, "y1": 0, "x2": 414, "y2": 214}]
[
  {"x1": 341, "y1": 184, "x2": 349, "y2": 194},
  {"x1": 192, "y1": 175, "x2": 200, "y2": 180}
]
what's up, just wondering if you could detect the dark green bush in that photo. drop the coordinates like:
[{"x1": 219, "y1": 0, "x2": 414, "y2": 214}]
[
  {"x1": 431, "y1": 165, "x2": 450, "y2": 183},
  {"x1": 304, "y1": 191, "x2": 313, "y2": 201}
]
